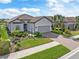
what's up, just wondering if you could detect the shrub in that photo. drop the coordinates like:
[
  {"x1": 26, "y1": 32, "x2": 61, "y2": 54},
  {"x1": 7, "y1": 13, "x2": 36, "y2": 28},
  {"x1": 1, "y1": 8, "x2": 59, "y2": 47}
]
[
  {"x1": 0, "y1": 41, "x2": 10, "y2": 55},
  {"x1": 34, "y1": 32, "x2": 42, "y2": 37},
  {"x1": 63, "y1": 29, "x2": 72, "y2": 37},
  {"x1": 52, "y1": 27, "x2": 72, "y2": 37},
  {"x1": 11, "y1": 31, "x2": 27, "y2": 37},
  {"x1": 52, "y1": 28, "x2": 63, "y2": 34},
  {"x1": 63, "y1": 32, "x2": 71, "y2": 37},
  {"x1": 64, "y1": 29, "x2": 71, "y2": 35},
  {"x1": 15, "y1": 45, "x2": 20, "y2": 51},
  {"x1": 15, "y1": 25, "x2": 20, "y2": 31}
]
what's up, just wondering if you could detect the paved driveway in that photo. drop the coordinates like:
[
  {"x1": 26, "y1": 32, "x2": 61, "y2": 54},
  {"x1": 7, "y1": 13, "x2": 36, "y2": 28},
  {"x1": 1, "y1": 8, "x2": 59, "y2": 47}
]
[
  {"x1": 42, "y1": 32, "x2": 59, "y2": 38},
  {"x1": 51, "y1": 35, "x2": 79, "y2": 50}
]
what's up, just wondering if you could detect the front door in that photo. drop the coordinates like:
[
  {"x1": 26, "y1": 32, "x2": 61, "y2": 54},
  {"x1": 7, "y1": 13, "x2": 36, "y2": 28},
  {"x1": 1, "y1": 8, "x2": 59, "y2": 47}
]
[{"x1": 24, "y1": 24, "x2": 27, "y2": 31}]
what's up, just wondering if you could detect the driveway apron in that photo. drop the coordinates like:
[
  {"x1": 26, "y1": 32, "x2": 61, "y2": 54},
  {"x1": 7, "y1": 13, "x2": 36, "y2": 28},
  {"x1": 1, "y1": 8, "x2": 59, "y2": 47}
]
[{"x1": 51, "y1": 35, "x2": 79, "y2": 50}]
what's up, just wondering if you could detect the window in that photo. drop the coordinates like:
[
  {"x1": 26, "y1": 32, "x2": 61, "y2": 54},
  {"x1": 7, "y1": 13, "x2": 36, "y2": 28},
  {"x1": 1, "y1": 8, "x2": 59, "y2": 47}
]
[{"x1": 15, "y1": 25, "x2": 20, "y2": 30}]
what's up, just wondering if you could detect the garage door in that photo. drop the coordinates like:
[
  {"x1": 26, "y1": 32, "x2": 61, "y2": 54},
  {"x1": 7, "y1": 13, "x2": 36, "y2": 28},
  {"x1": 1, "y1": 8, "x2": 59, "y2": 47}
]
[{"x1": 38, "y1": 26, "x2": 50, "y2": 32}]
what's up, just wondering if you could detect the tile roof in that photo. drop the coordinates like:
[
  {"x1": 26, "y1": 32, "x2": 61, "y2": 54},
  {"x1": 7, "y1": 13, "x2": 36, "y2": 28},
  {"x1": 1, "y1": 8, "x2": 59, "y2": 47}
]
[
  {"x1": 64, "y1": 17, "x2": 76, "y2": 23},
  {"x1": 8, "y1": 14, "x2": 34, "y2": 23},
  {"x1": 7, "y1": 14, "x2": 76, "y2": 23},
  {"x1": 29, "y1": 16, "x2": 53, "y2": 23}
]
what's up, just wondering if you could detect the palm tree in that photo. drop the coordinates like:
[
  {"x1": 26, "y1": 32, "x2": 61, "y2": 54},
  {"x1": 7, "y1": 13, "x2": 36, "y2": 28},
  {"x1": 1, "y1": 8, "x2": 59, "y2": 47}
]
[
  {"x1": 59, "y1": 15, "x2": 65, "y2": 30},
  {"x1": 53, "y1": 14, "x2": 65, "y2": 28},
  {"x1": 53, "y1": 15, "x2": 56, "y2": 27},
  {"x1": 75, "y1": 16, "x2": 79, "y2": 30}
]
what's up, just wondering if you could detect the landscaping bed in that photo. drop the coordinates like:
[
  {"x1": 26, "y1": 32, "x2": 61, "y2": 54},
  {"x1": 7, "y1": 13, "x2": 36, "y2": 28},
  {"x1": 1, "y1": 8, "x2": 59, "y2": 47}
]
[
  {"x1": 10, "y1": 31, "x2": 52, "y2": 51},
  {"x1": 0, "y1": 41, "x2": 10, "y2": 55},
  {"x1": 21, "y1": 45, "x2": 70, "y2": 59},
  {"x1": 52, "y1": 28, "x2": 72, "y2": 37}
]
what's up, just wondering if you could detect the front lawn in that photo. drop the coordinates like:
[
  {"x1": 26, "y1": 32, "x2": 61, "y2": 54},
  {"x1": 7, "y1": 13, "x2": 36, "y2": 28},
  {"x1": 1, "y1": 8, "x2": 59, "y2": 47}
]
[
  {"x1": 17, "y1": 38, "x2": 52, "y2": 49},
  {"x1": 71, "y1": 31, "x2": 79, "y2": 36},
  {"x1": 21, "y1": 45, "x2": 70, "y2": 59}
]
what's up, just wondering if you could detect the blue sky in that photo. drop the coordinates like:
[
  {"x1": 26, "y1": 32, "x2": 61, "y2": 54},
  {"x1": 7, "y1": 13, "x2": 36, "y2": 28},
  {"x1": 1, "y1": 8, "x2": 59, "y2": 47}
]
[{"x1": 0, "y1": 0, "x2": 79, "y2": 18}]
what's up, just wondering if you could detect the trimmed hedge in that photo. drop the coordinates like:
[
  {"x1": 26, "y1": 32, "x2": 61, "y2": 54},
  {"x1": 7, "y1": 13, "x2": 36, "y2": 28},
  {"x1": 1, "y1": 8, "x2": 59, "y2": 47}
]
[
  {"x1": 34, "y1": 32, "x2": 42, "y2": 37},
  {"x1": 52, "y1": 28, "x2": 63, "y2": 34},
  {"x1": 52, "y1": 27, "x2": 72, "y2": 37},
  {"x1": 11, "y1": 31, "x2": 27, "y2": 37}
]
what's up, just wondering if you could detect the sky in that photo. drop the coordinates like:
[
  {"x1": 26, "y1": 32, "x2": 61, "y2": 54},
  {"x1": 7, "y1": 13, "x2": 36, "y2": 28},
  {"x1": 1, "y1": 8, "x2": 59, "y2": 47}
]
[{"x1": 0, "y1": 0, "x2": 79, "y2": 18}]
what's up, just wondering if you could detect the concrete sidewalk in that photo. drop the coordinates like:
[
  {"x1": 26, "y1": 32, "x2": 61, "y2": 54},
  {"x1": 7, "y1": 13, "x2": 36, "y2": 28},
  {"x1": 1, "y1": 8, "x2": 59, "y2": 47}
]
[
  {"x1": 0, "y1": 41, "x2": 60, "y2": 59},
  {"x1": 59, "y1": 47, "x2": 79, "y2": 59}
]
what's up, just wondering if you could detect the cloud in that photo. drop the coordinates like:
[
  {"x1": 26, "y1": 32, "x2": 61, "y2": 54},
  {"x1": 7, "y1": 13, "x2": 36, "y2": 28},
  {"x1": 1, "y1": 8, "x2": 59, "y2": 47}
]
[
  {"x1": 47, "y1": 0, "x2": 79, "y2": 16},
  {"x1": 21, "y1": 8, "x2": 40, "y2": 14},
  {"x1": 62, "y1": 0, "x2": 74, "y2": 3},
  {"x1": 0, "y1": 8, "x2": 40, "y2": 18},
  {"x1": 0, "y1": 0, "x2": 11, "y2": 4}
]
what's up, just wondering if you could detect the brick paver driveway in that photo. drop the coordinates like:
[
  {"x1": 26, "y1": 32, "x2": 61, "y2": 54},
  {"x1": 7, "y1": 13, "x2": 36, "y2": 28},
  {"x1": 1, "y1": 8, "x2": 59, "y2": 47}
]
[
  {"x1": 51, "y1": 35, "x2": 79, "y2": 50},
  {"x1": 42, "y1": 32, "x2": 59, "y2": 38}
]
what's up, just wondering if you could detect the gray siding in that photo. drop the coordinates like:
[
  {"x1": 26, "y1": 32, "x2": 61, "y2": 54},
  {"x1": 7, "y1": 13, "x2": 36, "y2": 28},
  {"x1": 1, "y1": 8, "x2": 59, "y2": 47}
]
[
  {"x1": 27, "y1": 23, "x2": 35, "y2": 33},
  {"x1": 8, "y1": 23, "x2": 24, "y2": 32},
  {"x1": 64, "y1": 22, "x2": 76, "y2": 30},
  {"x1": 35, "y1": 18, "x2": 52, "y2": 32}
]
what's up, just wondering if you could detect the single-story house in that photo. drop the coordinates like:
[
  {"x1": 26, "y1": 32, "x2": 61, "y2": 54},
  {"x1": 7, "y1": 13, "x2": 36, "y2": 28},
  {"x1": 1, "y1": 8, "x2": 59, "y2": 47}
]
[
  {"x1": 64, "y1": 17, "x2": 76, "y2": 30},
  {"x1": 7, "y1": 14, "x2": 76, "y2": 33},
  {"x1": 7, "y1": 14, "x2": 53, "y2": 33}
]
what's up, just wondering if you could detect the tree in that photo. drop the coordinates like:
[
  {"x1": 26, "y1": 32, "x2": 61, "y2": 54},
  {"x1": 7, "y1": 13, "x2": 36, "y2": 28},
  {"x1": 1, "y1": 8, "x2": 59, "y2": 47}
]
[
  {"x1": 75, "y1": 16, "x2": 79, "y2": 30},
  {"x1": 53, "y1": 14, "x2": 65, "y2": 29},
  {"x1": 53, "y1": 15, "x2": 59, "y2": 27}
]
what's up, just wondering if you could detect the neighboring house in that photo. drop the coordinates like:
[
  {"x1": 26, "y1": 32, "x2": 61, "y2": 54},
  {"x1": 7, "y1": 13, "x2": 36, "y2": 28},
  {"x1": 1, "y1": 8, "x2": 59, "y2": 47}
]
[
  {"x1": 7, "y1": 14, "x2": 76, "y2": 33},
  {"x1": 64, "y1": 17, "x2": 76, "y2": 30},
  {"x1": 7, "y1": 14, "x2": 53, "y2": 33}
]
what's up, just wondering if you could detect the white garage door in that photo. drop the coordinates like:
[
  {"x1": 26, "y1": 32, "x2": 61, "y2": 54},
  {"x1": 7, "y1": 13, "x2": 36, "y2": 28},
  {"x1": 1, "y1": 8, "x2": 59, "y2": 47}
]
[{"x1": 38, "y1": 26, "x2": 50, "y2": 32}]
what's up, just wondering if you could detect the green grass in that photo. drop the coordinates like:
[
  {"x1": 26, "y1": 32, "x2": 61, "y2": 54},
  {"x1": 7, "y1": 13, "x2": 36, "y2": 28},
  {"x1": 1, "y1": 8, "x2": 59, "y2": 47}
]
[
  {"x1": 0, "y1": 25, "x2": 9, "y2": 41},
  {"x1": 21, "y1": 45, "x2": 70, "y2": 59},
  {"x1": 18, "y1": 38, "x2": 52, "y2": 49},
  {"x1": 0, "y1": 24, "x2": 10, "y2": 55},
  {"x1": 71, "y1": 31, "x2": 79, "y2": 36}
]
